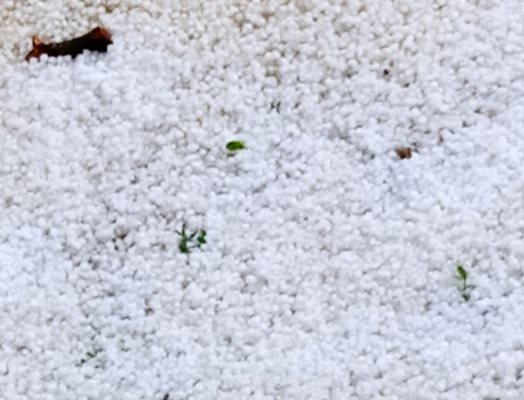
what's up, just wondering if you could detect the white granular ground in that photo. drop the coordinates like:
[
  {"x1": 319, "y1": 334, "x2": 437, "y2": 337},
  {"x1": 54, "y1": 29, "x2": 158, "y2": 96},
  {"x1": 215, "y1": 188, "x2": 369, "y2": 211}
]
[{"x1": 1, "y1": 1, "x2": 524, "y2": 399}]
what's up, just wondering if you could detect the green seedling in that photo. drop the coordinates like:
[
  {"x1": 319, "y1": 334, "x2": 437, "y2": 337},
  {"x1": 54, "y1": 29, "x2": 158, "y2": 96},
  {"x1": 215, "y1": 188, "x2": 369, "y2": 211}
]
[
  {"x1": 177, "y1": 224, "x2": 190, "y2": 254},
  {"x1": 456, "y1": 265, "x2": 470, "y2": 301},
  {"x1": 176, "y1": 224, "x2": 207, "y2": 254},
  {"x1": 226, "y1": 140, "x2": 246, "y2": 152}
]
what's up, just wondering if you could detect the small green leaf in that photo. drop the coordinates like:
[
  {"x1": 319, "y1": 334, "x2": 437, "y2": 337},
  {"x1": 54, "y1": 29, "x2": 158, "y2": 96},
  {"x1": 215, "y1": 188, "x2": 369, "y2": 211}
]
[
  {"x1": 176, "y1": 224, "x2": 186, "y2": 237},
  {"x1": 226, "y1": 141, "x2": 246, "y2": 152},
  {"x1": 178, "y1": 239, "x2": 190, "y2": 254},
  {"x1": 457, "y1": 265, "x2": 468, "y2": 281},
  {"x1": 197, "y1": 229, "x2": 206, "y2": 246}
]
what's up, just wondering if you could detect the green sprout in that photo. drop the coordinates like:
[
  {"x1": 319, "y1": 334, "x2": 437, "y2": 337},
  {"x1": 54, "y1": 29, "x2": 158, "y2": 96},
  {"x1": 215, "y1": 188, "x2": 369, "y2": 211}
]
[
  {"x1": 226, "y1": 140, "x2": 246, "y2": 152},
  {"x1": 456, "y1": 265, "x2": 471, "y2": 301},
  {"x1": 176, "y1": 224, "x2": 207, "y2": 254}
]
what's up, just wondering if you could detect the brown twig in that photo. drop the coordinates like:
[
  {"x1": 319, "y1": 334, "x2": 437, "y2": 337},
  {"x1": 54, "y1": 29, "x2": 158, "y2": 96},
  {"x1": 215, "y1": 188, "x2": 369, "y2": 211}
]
[{"x1": 25, "y1": 27, "x2": 112, "y2": 61}]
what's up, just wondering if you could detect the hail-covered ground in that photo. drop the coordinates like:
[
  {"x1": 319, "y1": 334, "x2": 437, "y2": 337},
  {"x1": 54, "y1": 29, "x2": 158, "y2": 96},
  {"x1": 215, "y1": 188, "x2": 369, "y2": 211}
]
[{"x1": 1, "y1": 1, "x2": 524, "y2": 399}]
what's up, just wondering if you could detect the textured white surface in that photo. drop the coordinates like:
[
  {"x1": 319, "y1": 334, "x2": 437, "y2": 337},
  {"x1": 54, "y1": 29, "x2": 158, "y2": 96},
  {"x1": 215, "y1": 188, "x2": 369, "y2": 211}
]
[{"x1": 1, "y1": 1, "x2": 524, "y2": 399}]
